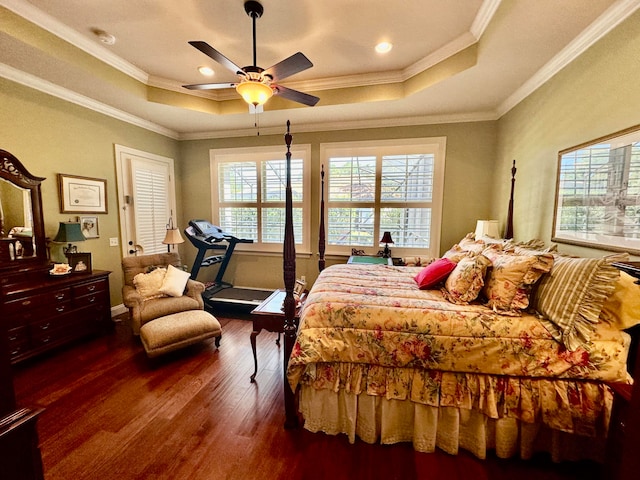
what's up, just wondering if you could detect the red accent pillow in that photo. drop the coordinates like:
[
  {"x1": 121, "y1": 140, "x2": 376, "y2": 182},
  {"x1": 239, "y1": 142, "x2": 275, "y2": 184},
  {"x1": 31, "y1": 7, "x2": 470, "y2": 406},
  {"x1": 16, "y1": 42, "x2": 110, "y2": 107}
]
[{"x1": 414, "y1": 258, "x2": 457, "y2": 289}]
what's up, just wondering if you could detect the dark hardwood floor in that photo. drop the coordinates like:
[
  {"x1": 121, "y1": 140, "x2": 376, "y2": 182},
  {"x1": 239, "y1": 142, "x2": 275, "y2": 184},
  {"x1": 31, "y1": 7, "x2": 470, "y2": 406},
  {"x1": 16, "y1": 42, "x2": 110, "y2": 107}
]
[{"x1": 11, "y1": 311, "x2": 603, "y2": 480}]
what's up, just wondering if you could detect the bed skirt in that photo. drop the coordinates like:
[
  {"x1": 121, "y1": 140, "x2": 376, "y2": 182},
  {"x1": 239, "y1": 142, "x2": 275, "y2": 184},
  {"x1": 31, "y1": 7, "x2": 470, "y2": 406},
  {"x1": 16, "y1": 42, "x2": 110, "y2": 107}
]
[{"x1": 299, "y1": 385, "x2": 608, "y2": 463}]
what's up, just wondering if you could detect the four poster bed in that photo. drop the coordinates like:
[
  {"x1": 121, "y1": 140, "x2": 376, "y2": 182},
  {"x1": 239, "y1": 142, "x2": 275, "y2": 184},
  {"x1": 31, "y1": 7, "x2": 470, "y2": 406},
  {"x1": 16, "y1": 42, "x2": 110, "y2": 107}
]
[{"x1": 280, "y1": 123, "x2": 638, "y2": 463}]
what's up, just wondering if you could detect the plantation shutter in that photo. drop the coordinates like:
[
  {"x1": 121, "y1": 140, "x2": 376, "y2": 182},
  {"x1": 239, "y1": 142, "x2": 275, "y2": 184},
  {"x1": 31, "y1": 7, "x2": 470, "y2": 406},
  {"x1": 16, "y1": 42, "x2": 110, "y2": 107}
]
[{"x1": 131, "y1": 158, "x2": 170, "y2": 255}]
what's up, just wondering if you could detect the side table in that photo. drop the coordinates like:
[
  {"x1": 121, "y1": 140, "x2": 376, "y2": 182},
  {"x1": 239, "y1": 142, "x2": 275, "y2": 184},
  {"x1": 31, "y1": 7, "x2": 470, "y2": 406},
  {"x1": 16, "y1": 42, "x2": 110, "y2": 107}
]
[{"x1": 249, "y1": 289, "x2": 305, "y2": 382}]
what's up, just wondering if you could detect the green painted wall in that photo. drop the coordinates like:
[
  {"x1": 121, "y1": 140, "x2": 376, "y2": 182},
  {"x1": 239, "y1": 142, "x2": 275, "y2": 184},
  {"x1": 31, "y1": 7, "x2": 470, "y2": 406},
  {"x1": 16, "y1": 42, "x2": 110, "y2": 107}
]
[
  {"x1": 493, "y1": 9, "x2": 640, "y2": 260},
  {"x1": 0, "y1": 78, "x2": 180, "y2": 306},
  {"x1": 179, "y1": 121, "x2": 497, "y2": 288}
]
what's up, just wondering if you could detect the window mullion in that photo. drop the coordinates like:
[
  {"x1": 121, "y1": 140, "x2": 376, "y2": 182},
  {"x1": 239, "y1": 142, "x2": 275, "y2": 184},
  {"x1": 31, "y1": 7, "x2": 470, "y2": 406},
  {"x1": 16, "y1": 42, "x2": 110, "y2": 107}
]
[{"x1": 373, "y1": 153, "x2": 383, "y2": 244}]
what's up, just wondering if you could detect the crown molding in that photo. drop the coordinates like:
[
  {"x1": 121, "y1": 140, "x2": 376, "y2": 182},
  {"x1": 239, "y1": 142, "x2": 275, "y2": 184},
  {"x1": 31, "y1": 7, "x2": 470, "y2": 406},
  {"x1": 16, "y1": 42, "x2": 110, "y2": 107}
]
[
  {"x1": 2, "y1": 0, "x2": 149, "y2": 83},
  {"x1": 178, "y1": 111, "x2": 499, "y2": 141},
  {"x1": 497, "y1": 0, "x2": 640, "y2": 118},
  {"x1": 0, "y1": 63, "x2": 178, "y2": 139},
  {"x1": 3, "y1": 0, "x2": 491, "y2": 94},
  {"x1": 471, "y1": 0, "x2": 503, "y2": 39},
  {"x1": 2, "y1": 60, "x2": 496, "y2": 142}
]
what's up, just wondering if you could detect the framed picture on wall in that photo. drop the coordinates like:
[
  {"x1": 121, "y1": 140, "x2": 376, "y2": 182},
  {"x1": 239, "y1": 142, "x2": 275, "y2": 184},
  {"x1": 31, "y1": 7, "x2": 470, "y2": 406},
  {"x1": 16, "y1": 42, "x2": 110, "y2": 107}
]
[
  {"x1": 58, "y1": 174, "x2": 108, "y2": 214},
  {"x1": 79, "y1": 216, "x2": 99, "y2": 239}
]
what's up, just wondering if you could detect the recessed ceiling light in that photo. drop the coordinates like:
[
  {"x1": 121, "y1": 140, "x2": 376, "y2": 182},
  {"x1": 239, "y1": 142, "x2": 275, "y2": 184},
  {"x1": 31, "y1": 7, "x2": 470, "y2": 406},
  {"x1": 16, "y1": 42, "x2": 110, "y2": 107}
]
[
  {"x1": 198, "y1": 66, "x2": 215, "y2": 77},
  {"x1": 375, "y1": 42, "x2": 393, "y2": 54},
  {"x1": 91, "y1": 28, "x2": 116, "y2": 46}
]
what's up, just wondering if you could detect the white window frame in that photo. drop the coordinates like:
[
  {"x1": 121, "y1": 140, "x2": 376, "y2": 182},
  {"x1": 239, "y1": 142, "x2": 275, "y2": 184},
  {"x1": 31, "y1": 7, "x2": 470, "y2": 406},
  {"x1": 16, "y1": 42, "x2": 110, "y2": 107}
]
[
  {"x1": 210, "y1": 145, "x2": 312, "y2": 255},
  {"x1": 320, "y1": 137, "x2": 446, "y2": 258}
]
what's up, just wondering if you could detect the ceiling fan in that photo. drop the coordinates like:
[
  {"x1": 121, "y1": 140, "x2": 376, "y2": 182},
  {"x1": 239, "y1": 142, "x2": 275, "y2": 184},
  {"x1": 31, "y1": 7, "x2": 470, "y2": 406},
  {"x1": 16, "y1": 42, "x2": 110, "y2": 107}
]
[{"x1": 183, "y1": 0, "x2": 319, "y2": 108}]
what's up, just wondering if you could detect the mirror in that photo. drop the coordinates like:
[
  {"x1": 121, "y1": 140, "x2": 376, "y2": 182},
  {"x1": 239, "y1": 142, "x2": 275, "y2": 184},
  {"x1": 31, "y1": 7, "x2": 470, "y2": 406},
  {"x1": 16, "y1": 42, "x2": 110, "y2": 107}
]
[
  {"x1": 0, "y1": 149, "x2": 47, "y2": 270},
  {"x1": 552, "y1": 124, "x2": 640, "y2": 254}
]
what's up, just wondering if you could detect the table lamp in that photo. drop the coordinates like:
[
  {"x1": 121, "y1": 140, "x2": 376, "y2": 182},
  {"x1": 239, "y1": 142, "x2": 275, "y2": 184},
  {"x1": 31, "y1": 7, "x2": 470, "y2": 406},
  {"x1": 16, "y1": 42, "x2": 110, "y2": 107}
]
[
  {"x1": 53, "y1": 221, "x2": 86, "y2": 257},
  {"x1": 474, "y1": 220, "x2": 500, "y2": 240},
  {"x1": 380, "y1": 231, "x2": 394, "y2": 258}
]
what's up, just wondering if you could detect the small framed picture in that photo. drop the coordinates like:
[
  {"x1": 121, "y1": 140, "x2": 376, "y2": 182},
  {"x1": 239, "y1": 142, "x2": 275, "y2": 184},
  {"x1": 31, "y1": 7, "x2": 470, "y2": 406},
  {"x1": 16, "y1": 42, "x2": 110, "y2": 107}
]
[
  {"x1": 67, "y1": 252, "x2": 92, "y2": 274},
  {"x1": 79, "y1": 216, "x2": 99, "y2": 239}
]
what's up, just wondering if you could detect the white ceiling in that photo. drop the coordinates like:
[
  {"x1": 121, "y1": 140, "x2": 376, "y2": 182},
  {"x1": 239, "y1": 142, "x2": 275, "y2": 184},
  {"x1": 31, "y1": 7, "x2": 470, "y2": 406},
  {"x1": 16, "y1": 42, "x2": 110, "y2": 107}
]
[{"x1": 1, "y1": 0, "x2": 639, "y2": 139}]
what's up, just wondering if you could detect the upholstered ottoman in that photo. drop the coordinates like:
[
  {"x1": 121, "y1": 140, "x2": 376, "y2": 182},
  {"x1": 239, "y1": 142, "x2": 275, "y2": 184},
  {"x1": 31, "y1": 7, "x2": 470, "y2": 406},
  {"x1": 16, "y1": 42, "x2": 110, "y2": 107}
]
[{"x1": 139, "y1": 310, "x2": 222, "y2": 358}]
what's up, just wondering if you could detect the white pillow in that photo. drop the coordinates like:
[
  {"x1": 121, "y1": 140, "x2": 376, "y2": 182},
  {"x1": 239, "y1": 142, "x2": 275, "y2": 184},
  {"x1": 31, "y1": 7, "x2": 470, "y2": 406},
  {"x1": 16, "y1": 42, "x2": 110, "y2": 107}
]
[
  {"x1": 158, "y1": 264, "x2": 191, "y2": 297},
  {"x1": 133, "y1": 268, "x2": 167, "y2": 299}
]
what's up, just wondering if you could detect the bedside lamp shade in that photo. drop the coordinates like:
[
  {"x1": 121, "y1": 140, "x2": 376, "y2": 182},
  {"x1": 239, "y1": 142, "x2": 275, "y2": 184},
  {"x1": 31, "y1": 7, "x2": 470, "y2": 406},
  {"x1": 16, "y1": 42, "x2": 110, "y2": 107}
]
[
  {"x1": 380, "y1": 231, "x2": 394, "y2": 258},
  {"x1": 53, "y1": 221, "x2": 86, "y2": 255},
  {"x1": 474, "y1": 220, "x2": 500, "y2": 240}
]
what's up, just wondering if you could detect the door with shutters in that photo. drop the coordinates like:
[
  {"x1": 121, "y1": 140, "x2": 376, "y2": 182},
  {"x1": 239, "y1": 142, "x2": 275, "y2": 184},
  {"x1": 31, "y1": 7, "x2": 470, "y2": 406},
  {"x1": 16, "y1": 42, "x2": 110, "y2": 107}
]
[{"x1": 114, "y1": 145, "x2": 177, "y2": 257}]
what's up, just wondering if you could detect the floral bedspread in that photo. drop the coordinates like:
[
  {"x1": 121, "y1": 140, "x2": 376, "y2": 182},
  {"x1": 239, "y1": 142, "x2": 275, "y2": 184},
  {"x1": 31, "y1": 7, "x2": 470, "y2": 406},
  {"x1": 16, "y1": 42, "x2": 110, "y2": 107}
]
[{"x1": 286, "y1": 264, "x2": 631, "y2": 434}]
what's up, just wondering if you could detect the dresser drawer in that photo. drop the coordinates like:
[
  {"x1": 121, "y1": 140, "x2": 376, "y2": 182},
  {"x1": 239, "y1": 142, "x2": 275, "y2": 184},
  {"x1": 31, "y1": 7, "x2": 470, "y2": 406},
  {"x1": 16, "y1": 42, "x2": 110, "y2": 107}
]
[
  {"x1": 73, "y1": 279, "x2": 107, "y2": 297},
  {"x1": 7, "y1": 326, "x2": 29, "y2": 359},
  {"x1": 4, "y1": 288, "x2": 73, "y2": 314},
  {"x1": 29, "y1": 314, "x2": 77, "y2": 347}
]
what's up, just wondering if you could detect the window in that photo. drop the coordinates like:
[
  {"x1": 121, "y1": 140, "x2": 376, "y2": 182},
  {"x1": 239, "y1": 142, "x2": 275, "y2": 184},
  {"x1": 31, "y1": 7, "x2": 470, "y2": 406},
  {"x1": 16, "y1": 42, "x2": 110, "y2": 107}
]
[
  {"x1": 553, "y1": 125, "x2": 640, "y2": 254},
  {"x1": 321, "y1": 138, "x2": 446, "y2": 257},
  {"x1": 210, "y1": 145, "x2": 311, "y2": 254}
]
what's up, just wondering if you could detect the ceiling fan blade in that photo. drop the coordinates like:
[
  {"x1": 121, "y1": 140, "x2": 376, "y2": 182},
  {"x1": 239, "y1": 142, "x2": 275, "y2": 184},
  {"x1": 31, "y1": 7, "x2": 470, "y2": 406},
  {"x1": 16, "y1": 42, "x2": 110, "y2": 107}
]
[
  {"x1": 189, "y1": 41, "x2": 243, "y2": 75},
  {"x1": 183, "y1": 82, "x2": 236, "y2": 91},
  {"x1": 263, "y1": 52, "x2": 313, "y2": 82},
  {"x1": 273, "y1": 85, "x2": 319, "y2": 107}
]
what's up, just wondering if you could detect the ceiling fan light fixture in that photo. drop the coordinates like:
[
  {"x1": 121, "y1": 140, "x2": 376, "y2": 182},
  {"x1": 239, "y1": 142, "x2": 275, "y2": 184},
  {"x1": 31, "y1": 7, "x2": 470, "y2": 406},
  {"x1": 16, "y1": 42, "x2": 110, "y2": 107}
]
[{"x1": 236, "y1": 80, "x2": 273, "y2": 106}]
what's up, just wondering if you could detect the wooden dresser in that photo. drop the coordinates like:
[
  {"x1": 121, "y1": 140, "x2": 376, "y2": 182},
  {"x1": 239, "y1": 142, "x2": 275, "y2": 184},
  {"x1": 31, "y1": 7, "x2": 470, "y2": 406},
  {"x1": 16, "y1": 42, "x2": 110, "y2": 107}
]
[{"x1": 2, "y1": 269, "x2": 111, "y2": 364}]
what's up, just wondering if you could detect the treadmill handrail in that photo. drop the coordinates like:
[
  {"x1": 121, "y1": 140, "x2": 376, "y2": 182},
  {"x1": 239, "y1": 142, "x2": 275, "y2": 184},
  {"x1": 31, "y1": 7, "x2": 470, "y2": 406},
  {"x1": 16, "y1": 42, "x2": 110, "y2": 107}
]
[{"x1": 184, "y1": 222, "x2": 253, "y2": 280}]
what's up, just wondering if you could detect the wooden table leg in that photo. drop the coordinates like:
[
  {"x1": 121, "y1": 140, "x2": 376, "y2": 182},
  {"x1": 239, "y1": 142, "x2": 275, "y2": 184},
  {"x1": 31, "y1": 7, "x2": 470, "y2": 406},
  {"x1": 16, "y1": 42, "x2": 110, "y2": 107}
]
[{"x1": 250, "y1": 329, "x2": 259, "y2": 382}]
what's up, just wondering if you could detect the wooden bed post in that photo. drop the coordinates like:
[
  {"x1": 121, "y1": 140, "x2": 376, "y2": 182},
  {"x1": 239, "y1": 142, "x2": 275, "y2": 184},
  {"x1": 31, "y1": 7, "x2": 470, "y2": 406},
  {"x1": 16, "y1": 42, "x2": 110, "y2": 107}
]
[
  {"x1": 318, "y1": 165, "x2": 326, "y2": 272},
  {"x1": 505, "y1": 159, "x2": 516, "y2": 239},
  {"x1": 282, "y1": 120, "x2": 298, "y2": 428}
]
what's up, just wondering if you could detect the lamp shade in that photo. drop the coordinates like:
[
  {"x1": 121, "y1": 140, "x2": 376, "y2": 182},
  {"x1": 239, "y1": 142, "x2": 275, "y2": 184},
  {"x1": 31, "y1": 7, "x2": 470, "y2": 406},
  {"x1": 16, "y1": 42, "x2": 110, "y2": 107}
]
[
  {"x1": 162, "y1": 228, "x2": 184, "y2": 246},
  {"x1": 236, "y1": 81, "x2": 273, "y2": 106},
  {"x1": 380, "y1": 231, "x2": 394, "y2": 244},
  {"x1": 474, "y1": 220, "x2": 500, "y2": 239},
  {"x1": 53, "y1": 222, "x2": 86, "y2": 243}
]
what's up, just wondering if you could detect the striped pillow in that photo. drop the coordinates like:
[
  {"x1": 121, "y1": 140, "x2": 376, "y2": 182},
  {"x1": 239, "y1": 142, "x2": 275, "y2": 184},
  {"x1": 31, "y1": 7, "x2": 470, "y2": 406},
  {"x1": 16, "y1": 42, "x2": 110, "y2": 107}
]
[{"x1": 532, "y1": 253, "x2": 628, "y2": 351}]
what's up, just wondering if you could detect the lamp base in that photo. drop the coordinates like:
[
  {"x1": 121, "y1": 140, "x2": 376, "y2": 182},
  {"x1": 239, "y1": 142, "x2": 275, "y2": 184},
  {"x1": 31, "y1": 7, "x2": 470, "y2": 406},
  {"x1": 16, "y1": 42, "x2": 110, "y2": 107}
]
[
  {"x1": 63, "y1": 244, "x2": 78, "y2": 256},
  {"x1": 382, "y1": 245, "x2": 391, "y2": 258}
]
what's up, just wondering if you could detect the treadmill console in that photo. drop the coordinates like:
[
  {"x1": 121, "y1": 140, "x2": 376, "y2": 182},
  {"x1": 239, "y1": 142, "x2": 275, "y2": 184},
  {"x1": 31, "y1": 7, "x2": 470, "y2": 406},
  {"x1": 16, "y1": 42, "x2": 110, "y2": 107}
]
[{"x1": 188, "y1": 219, "x2": 225, "y2": 243}]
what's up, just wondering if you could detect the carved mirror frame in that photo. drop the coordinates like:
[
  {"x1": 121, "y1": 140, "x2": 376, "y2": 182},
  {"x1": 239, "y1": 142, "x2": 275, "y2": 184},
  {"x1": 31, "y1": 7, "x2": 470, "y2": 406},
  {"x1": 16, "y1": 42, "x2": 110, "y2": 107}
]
[{"x1": 0, "y1": 149, "x2": 47, "y2": 272}]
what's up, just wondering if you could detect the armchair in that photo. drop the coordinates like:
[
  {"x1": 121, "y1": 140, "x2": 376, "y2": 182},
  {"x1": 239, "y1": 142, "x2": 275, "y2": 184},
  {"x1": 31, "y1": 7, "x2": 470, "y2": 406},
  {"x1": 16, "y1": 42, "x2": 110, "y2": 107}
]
[{"x1": 122, "y1": 252, "x2": 205, "y2": 335}]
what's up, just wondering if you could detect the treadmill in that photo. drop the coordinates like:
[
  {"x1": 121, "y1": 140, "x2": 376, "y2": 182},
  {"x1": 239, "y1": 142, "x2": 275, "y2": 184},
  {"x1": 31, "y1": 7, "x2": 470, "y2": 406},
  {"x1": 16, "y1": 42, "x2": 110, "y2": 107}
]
[{"x1": 184, "y1": 219, "x2": 272, "y2": 310}]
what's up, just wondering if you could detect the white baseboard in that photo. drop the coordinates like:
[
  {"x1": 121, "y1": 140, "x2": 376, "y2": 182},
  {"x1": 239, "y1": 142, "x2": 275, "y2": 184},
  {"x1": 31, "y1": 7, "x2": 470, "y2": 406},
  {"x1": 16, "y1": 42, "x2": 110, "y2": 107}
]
[{"x1": 111, "y1": 303, "x2": 128, "y2": 317}]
